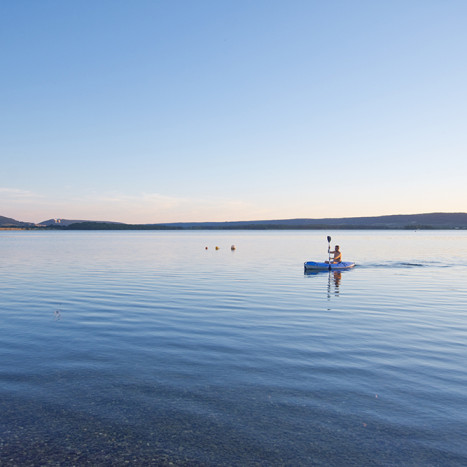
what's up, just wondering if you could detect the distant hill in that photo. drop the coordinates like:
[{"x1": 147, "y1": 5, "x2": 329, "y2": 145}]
[
  {"x1": 38, "y1": 218, "x2": 122, "y2": 227},
  {"x1": 63, "y1": 212, "x2": 467, "y2": 230},
  {"x1": 148, "y1": 212, "x2": 467, "y2": 230},
  {"x1": 0, "y1": 215, "x2": 34, "y2": 227}
]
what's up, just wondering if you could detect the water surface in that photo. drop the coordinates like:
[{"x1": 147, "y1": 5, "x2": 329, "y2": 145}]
[{"x1": 1, "y1": 230, "x2": 466, "y2": 465}]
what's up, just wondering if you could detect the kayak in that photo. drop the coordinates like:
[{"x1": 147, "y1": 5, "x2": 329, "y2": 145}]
[{"x1": 304, "y1": 261, "x2": 355, "y2": 271}]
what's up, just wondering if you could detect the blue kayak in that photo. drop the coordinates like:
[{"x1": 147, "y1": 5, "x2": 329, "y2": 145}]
[{"x1": 304, "y1": 261, "x2": 355, "y2": 271}]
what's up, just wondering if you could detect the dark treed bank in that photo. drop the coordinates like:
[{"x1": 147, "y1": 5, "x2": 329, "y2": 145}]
[{"x1": 55, "y1": 223, "x2": 459, "y2": 231}]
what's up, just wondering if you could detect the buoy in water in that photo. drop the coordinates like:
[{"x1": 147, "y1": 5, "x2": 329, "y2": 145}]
[
  {"x1": 231, "y1": 245, "x2": 236, "y2": 250},
  {"x1": 215, "y1": 246, "x2": 219, "y2": 250}
]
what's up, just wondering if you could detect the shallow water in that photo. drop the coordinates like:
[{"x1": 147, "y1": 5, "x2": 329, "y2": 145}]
[{"x1": 1, "y1": 230, "x2": 466, "y2": 465}]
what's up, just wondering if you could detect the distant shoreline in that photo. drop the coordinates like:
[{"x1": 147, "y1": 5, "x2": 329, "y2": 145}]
[
  {"x1": 2, "y1": 225, "x2": 466, "y2": 231},
  {"x1": 2, "y1": 213, "x2": 467, "y2": 230}
]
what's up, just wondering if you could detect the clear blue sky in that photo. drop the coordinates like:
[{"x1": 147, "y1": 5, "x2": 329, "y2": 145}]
[{"x1": 1, "y1": 0, "x2": 466, "y2": 223}]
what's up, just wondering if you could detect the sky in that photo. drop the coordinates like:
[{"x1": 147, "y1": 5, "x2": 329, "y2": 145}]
[{"x1": 1, "y1": 0, "x2": 466, "y2": 224}]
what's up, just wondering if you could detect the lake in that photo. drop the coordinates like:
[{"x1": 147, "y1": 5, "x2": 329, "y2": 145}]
[{"x1": 1, "y1": 230, "x2": 466, "y2": 465}]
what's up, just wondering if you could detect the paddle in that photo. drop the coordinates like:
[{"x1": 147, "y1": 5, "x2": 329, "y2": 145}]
[{"x1": 327, "y1": 235, "x2": 332, "y2": 270}]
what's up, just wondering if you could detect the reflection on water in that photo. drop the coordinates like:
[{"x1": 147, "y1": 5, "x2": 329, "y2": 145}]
[
  {"x1": 304, "y1": 268, "x2": 348, "y2": 297},
  {"x1": 330, "y1": 271, "x2": 341, "y2": 295}
]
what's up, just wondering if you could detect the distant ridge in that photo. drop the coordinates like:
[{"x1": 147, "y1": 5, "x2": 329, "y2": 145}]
[
  {"x1": 2, "y1": 213, "x2": 467, "y2": 230},
  {"x1": 38, "y1": 218, "x2": 122, "y2": 227},
  {"x1": 146, "y1": 212, "x2": 467, "y2": 230},
  {"x1": 53, "y1": 212, "x2": 467, "y2": 230},
  {"x1": 0, "y1": 215, "x2": 34, "y2": 227},
  {"x1": 148, "y1": 212, "x2": 467, "y2": 229}
]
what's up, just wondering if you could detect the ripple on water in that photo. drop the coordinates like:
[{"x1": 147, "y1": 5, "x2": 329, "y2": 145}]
[{"x1": 1, "y1": 231, "x2": 467, "y2": 465}]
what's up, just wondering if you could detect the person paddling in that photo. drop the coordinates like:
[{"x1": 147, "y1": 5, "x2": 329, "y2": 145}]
[{"x1": 328, "y1": 245, "x2": 342, "y2": 264}]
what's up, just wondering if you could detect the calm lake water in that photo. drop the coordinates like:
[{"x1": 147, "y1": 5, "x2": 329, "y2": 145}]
[{"x1": 1, "y1": 230, "x2": 466, "y2": 466}]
